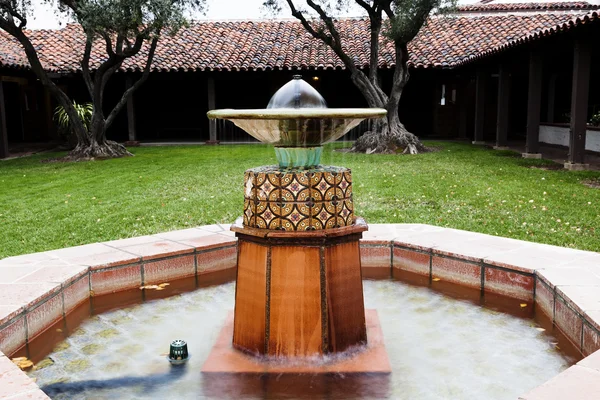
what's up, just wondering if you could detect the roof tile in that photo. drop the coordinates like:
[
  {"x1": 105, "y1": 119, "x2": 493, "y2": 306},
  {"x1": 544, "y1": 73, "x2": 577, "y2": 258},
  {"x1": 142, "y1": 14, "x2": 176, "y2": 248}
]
[{"x1": 0, "y1": 5, "x2": 597, "y2": 72}]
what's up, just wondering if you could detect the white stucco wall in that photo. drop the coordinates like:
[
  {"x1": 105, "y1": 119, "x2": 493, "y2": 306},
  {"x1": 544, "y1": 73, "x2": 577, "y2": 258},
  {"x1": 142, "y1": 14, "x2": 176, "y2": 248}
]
[{"x1": 540, "y1": 125, "x2": 600, "y2": 153}]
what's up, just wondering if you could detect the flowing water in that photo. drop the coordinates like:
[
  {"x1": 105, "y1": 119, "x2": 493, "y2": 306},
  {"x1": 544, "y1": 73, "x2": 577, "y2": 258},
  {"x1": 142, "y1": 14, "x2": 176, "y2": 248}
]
[{"x1": 28, "y1": 280, "x2": 574, "y2": 400}]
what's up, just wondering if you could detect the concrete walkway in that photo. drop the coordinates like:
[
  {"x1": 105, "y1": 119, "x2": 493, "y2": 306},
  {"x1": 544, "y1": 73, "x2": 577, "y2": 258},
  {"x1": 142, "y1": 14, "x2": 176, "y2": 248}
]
[{"x1": 475, "y1": 141, "x2": 600, "y2": 171}]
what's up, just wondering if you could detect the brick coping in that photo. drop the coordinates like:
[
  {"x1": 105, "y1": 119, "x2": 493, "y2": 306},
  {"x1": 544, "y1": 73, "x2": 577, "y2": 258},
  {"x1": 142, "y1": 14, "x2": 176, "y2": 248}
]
[{"x1": 0, "y1": 223, "x2": 598, "y2": 399}]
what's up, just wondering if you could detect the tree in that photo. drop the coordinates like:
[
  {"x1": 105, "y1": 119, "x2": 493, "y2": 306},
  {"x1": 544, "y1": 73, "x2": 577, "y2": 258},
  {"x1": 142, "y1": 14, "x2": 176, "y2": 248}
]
[
  {"x1": 265, "y1": 0, "x2": 455, "y2": 154},
  {"x1": 0, "y1": 0, "x2": 205, "y2": 159}
]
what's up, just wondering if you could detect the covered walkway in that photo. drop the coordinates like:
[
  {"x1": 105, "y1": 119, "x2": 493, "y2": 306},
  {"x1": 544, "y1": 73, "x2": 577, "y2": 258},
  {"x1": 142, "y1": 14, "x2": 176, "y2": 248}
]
[{"x1": 474, "y1": 141, "x2": 600, "y2": 170}]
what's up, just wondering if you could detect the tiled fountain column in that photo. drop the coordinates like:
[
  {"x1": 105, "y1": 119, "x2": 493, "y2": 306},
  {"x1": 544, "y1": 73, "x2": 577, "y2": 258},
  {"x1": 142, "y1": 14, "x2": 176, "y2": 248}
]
[{"x1": 0, "y1": 223, "x2": 600, "y2": 399}]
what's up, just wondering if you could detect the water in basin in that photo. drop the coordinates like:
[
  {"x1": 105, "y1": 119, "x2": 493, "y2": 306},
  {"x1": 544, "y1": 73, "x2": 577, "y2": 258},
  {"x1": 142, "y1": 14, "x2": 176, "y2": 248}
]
[{"x1": 28, "y1": 280, "x2": 573, "y2": 399}]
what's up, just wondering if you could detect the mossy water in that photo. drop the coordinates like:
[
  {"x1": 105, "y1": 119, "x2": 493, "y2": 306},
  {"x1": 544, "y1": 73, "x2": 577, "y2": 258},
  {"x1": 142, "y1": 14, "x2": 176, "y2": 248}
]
[{"x1": 28, "y1": 280, "x2": 573, "y2": 399}]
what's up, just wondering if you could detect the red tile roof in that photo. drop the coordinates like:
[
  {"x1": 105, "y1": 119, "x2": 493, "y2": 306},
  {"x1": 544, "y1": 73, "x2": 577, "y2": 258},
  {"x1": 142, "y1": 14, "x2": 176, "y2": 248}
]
[
  {"x1": 0, "y1": 4, "x2": 597, "y2": 72},
  {"x1": 457, "y1": 2, "x2": 598, "y2": 12},
  {"x1": 456, "y1": 9, "x2": 599, "y2": 65}
]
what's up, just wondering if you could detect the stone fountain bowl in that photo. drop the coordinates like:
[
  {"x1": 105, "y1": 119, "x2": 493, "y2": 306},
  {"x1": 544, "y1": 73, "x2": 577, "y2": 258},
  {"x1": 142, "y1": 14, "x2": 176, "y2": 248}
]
[{"x1": 207, "y1": 108, "x2": 387, "y2": 147}]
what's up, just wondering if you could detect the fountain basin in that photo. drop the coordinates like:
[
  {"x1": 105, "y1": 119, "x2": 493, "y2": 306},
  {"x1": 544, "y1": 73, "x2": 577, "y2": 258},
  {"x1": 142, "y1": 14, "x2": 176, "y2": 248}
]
[
  {"x1": 207, "y1": 108, "x2": 386, "y2": 167},
  {"x1": 2, "y1": 224, "x2": 599, "y2": 400},
  {"x1": 207, "y1": 108, "x2": 386, "y2": 147},
  {"x1": 25, "y1": 278, "x2": 573, "y2": 400}
]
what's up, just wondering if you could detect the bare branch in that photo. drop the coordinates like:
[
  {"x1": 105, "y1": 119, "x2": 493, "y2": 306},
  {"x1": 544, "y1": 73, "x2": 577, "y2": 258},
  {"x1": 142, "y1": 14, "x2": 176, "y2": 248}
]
[
  {"x1": 285, "y1": 0, "x2": 333, "y2": 46},
  {"x1": 305, "y1": 0, "x2": 343, "y2": 47}
]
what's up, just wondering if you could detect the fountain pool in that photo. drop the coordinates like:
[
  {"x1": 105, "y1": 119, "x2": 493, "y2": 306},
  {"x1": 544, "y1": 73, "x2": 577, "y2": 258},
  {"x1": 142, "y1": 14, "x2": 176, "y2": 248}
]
[{"x1": 28, "y1": 279, "x2": 574, "y2": 399}]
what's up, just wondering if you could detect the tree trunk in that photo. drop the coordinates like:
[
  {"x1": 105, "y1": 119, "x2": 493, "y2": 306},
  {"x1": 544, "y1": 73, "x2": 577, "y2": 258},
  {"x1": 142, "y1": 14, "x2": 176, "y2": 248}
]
[
  {"x1": 352, "y1": 114, "x2": 426, "y2": 154},
  {"x1": 65, "y1": 115, "x2": 131, "y2": 160},
  {"x1": 350, "y1": 67, "x2": 428, "y2": 155},
  {"x1": 67, "y1": 138, "x2": 131, "y2": 159}
]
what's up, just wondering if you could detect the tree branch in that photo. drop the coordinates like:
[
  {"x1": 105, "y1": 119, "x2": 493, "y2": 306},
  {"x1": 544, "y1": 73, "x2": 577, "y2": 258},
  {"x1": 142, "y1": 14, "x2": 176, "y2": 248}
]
[
  {"x1": 355, "y1": 0, "x2": 375, "y2": 16},
  {"x1": 99, "y1": 31, "x2": 116, "y2": 58},
  {"x1": 285, "y1": 0, "x2": 333, "y2": 46},
  {"x1": 123, "y1": 35, "x2": 145, "y2": 57},
  {"x1": 381, "y1": 0, "x2": 394, "y2": 20},
  {"x1": 115, "y1": 34, "x2": 124, "y2": 55},
  {"x1": 367, "y1": 5, "x2": 383, "y2": 85},
  {"x1": 4, "y1": 3, "x2": 27, "y2": 29},
  {"x1": 81, "y1": 31, "x2": 94, "y2": 98},
  {"x1": 305, "y1": 0, "x2": 343, "y2": 47},
  {"x1": 285, "y1": 1, "x2": 387, "y2": 106},
  {"x1": 105, "y1": 36, "x2": 159, "y2": 129},
  {"x1": 388, "y1": 41, "x2": 409, "y2": 114}
]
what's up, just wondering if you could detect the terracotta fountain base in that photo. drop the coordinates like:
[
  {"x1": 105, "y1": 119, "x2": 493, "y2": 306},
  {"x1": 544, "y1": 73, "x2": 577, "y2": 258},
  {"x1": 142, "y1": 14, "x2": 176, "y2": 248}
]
[{"x1": 201, "y1": 309, "x2": 391, "y2": 398}]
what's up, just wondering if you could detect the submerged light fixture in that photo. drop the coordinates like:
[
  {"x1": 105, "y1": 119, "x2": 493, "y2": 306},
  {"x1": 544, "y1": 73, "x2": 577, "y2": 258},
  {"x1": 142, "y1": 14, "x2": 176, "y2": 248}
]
[{"x1": 168, "y1": 339, "x2": 190, "y2": 365}]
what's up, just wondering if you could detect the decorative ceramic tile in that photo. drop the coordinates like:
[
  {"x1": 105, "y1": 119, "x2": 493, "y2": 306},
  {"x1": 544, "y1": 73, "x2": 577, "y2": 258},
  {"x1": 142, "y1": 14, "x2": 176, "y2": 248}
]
[
  {"x1": 243, "y1": 166, "x2": 354, "y2": 231},
  {"x1": 257, "y1": 173, "x2": 278, "y2": 200},
  {"x1": 311, "y1": 203, "x2": 336, "y2": 230},
  {"x1": 243, "y1": 199, "x2": 253, "y2": 226}
]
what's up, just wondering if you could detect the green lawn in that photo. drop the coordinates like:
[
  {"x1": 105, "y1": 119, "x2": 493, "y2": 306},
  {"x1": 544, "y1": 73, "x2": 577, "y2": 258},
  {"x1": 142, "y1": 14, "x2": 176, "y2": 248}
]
[{"x1": 1, "y1": 142, "x2": 599, "y2": 258}]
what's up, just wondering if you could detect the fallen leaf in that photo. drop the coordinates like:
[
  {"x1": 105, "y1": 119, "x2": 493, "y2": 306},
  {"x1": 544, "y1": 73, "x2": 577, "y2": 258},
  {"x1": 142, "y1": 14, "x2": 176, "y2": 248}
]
[
  {"x1": 158, "y1": 283, "x2": 170, "y2": 288},
  {"x1": 432, "y1": 278, "x2": 441, "y2": 282},
  {"x1": 56, "y1": 328, "x2": 63, "y2": 333},
  {"x1": 536, "y1": 328, "x2": 545, "y2": 332},
  {"x1": 12, "y1": 357, "x2": 34, "y2": 370},
  {"x1": 155, "y1": 287, "x2": 165, "y2": 291},
  {"x1": 520, "y1": 303, "x2": 528, "y2": 308},
  {"x1": 140, "y1": 285, "x2": 160, "y2": 290}
]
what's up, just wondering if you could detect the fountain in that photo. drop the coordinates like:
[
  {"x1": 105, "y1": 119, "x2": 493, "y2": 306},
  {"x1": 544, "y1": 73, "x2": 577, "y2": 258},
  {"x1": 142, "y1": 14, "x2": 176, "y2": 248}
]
[
  {"x1": 18, "y1": 76, "x2": 577, "y2": 399},
  {"x1": 203, "y1": 76, "x2": 390, "y2": 383}
]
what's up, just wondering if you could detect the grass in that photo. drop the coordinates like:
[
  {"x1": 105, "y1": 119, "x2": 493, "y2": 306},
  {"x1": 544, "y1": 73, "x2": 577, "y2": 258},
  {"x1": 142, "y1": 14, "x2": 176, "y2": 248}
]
[{"x1": 1, "y1": 141, "x2": 599, "y2": 258}]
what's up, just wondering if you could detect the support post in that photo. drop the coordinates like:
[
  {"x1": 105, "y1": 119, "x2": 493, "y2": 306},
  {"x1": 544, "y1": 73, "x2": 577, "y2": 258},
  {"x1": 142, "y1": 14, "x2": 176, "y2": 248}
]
[
  {"x1": 0, "y1": 81, "x2": 9, "y2": 159},
  {"x1": 566, "y1": 39, "x2": 591, "y2": 170},
  {"x1": 546, "y1": 74, "x2": 557, "y2": 123},
  {"x1": 524, "y1": 51, "x2": 543, "y2": 158},
  {"x1": 458, "y1": 80, "x2": 468, "y2": 140},
  {"x1": 125, "y1": 77, "x2": 137, "y2": 144},
  {"x1": 495, "y1": 64, "x2": 510, "y2": 150},
  {"x1": 473, "y1": 69, "x2": 486, "y2": 144},
  {"x1": 207, "y1": 77, "x2": 219, "y2": 144}
]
